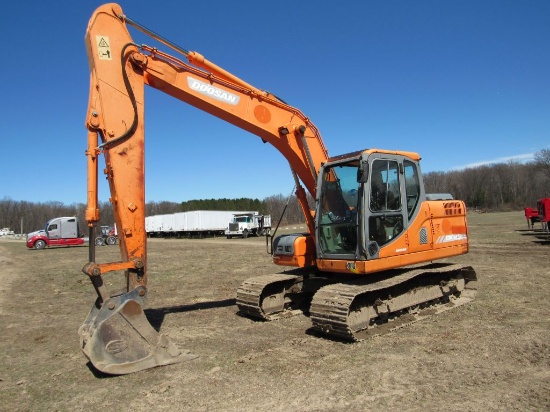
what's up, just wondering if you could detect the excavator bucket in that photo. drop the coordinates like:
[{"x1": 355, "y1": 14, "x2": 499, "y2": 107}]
[{"x1": 79, "y1": 287, "x2": 197, "y2": 375}]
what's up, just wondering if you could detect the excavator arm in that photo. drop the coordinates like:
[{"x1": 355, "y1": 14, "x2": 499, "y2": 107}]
[{"x1": 80, "y1": 3, "x2": 328, "y2": 374}]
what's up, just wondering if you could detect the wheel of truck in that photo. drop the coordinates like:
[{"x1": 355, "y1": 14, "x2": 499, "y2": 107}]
[
  {"x1": 95, "y1": 236, "x2": 105, "y2": 246},
  {"x1": 258, "y1": 228, "x2": 265, "y2": 236},
  {"x1": 106, "y1": 235, "x2": 117, "y2": 245},
  {"x1": 34, "y1": 239, "x2": 46, "y2": 250},
  {"x1": 226, "y1": 235, "x2": 232, "y2": 239},
  {"x1": 242, "y1": 229, "x2": 248, "y2": 238}
]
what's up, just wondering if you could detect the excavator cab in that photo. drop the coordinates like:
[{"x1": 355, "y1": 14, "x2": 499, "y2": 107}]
[{"x1": 316, "y1": 150, "x2": 424, "y2": 267}]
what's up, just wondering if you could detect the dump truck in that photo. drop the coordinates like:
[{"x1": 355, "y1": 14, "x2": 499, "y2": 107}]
[{"x1": 225, "y1": 212, "x2": 271, "y2": 238}]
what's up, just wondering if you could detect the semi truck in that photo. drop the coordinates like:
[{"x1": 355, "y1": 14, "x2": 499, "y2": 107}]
[
  {"x1": 26, "y1": 217, "x2": 85, "y2": 249},
  {"x1": 225, "y1": 212, "x2": 272, "y2": 238}
]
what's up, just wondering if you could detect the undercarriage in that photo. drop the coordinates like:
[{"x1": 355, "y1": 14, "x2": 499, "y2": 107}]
[{"x1": 236, "y1": 263, "x2": 477, "y2": 341}]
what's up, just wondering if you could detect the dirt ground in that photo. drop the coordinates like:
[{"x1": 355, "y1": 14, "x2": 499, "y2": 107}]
[{"x1": 0, "y1": 211, "x2": 549, "y2": 411}]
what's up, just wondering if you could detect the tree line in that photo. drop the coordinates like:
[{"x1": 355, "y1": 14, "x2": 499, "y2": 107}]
[
  {"x1": 0, "y1": 194, "x2": 307, "y2": 235},
  {"x1": 424, "y1": 149, "x2": 550, "y2": 211},
  {"x1": 2, "y1": 149, "x2": 549, "y2": 234}
]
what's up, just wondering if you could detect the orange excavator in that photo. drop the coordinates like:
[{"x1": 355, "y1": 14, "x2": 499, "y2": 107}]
[{"x1": 80, "y1": 3, "x2": 477, "y2": 374}]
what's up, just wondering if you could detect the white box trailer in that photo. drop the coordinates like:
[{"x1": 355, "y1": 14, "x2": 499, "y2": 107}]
[
  {"x1": 186, "y1": 211, "x2": 241, "y2": 232},
  {"x1": 173, "y1": 212, "x2": 188, "y2": 233},
  {"x1": 146, "y1": 210, "x2": 254, "y2": 238},
  {"x1": 160, "y1": 214, "x2": 175, "y2": 233},
  {"x1": 145, "y1": 214, "x2": 171, "y2": 237},
  {"x1": 145, "y1": 215, "x2": 157, "y2": 235}
]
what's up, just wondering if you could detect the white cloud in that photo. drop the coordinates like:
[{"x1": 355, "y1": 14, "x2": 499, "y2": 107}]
[{"x1": 452, "y1": 153, "x2": 535, "y2": 170}]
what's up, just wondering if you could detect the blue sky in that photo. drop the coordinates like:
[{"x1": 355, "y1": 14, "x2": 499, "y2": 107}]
[{"x1": 1, "y1": 0, "x2": 548, "y2": 205}]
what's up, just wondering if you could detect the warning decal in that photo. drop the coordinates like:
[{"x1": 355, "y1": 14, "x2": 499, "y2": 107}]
[{"x1": 96, "y1": 36, "x2": 112, "y2": 60}]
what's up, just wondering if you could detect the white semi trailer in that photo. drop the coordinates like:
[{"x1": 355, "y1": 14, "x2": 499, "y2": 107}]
[{"x1": 146, "y1": 210, "x2": 255, "y2": 238}]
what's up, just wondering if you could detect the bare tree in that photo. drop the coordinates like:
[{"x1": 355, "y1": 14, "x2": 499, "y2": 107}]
[{"x1": 534, "y1": 149, "x2": 550, "y2": 182}]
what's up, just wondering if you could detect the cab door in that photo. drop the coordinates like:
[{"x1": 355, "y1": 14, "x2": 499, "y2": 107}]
[
  {"x1": 47, "y1": 220, "x2": 61, "y2": 240},
  {"x1": 316, "y1": 159, "x2": 361, "y2": 260},
  {"x1": 364, "y1": 155, "x2": 407, "y2": 259}
]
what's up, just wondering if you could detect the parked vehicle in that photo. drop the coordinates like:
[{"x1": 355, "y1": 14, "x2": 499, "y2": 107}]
[
  {"x1": 225, "y1": 212, "x2": 271, "y2": 238},
  {"x1": 95, "y1": 225, "x2": 118, "y2": 246},
  {"x1": 26, "y1": 217, "x2": 84, "y2": 249},
  {"x1": 0, "y1": 228, "x2": 15, "y2": 236}
]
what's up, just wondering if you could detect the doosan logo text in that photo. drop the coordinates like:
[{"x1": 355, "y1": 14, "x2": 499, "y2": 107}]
[{"x1": 187, "y1": 78, "x2": 240, "y2": 105}]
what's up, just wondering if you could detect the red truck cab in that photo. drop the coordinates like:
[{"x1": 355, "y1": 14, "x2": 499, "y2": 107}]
[{"x1": 26, "y1": 217, "x2": 85, "y2": 249}]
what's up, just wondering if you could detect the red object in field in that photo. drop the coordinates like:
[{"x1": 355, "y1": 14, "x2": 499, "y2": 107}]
[
  {"x1": 524, "y1": 207, "x2": 540, "y2": 229},
  {"x1": 524, "y1": 207, "x2": 539, "y2": 221},
  {"x1": 537, "y1": 198, "x2": 550, "y2": 224}
]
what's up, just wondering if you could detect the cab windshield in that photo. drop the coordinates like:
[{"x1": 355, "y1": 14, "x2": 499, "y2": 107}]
[{"x1": 318, "y1": 161, "x2": 360, "y2": 256}]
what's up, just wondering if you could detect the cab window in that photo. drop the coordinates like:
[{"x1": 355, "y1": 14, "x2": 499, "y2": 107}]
[
  {"x1": 370, "y1": 160, "x2": 401, "y2": 212},
  {"x1": 368, "y1": 159, "x2": 403, "y2": 247},
  {"x1": 318, "y1": 162, "x2": 360, "y2": 255},
  {"x1": 404, "y1": 160, "x2": 420, "y2": 219}
]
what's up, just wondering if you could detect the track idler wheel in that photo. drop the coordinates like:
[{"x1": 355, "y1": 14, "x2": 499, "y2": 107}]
[{"x1": 79, "y1": 287, "x2": 197, "y2": 375}]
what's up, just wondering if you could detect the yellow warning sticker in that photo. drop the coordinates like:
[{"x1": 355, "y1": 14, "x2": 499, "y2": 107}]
[{"x1": 96, "y1": 35, "x2": 112, "y2": 60}]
